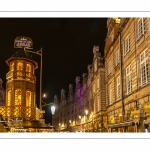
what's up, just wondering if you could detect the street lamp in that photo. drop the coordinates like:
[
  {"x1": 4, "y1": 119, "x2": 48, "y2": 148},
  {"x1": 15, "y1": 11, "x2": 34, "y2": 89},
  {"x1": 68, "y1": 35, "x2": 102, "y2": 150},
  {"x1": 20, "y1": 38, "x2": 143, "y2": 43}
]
[
  {"x1": 85, "y1": 110, "x2": 88, "y2": 116},
  {"x1": 41, "y1": 101, "x2": 56, "y2": 115},
  {"x1": 85, "y1": 110, "x2": 88, "y2": 122},
  {"x1": 79, "y1": 115, "x2": 81, "y2": 124}
]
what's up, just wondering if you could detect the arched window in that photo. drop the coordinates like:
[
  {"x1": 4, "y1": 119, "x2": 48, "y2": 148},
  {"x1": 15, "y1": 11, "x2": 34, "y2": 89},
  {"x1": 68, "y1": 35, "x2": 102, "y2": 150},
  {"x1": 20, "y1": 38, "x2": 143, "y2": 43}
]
[
  {"x1": 11, "y1": 63, "x2": 14, "y2": 71},
  {"x1": 15, "y1": 89, "x2": 22, "y2": 105},
  {"x1": 7, "y1": 90, "x2": 11, "y2": 106},
  {"x1": 17, "y1": 62, "x2": 23, "y2": 71},
  {"x1": 26, "y1": 91, "x2": 31, "y2": 107},
  {"x1": 26, "y1": 64, "x2": 31, "y2": 73}
]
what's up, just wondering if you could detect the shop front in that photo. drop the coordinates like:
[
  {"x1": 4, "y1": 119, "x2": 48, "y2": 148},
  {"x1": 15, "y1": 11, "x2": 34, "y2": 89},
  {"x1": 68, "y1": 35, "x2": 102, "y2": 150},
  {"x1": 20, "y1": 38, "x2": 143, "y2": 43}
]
[
  {"x1": 143, "y1": 102, "x2": 150, "y2": 132},
  {"x1": 107, "y1": 121, "x2": 135, "y2": 132}
]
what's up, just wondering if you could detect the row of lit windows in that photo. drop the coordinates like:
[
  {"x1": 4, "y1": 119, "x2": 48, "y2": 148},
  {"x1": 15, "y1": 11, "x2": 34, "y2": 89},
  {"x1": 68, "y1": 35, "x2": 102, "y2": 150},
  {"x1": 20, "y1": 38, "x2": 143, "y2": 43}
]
[
  {"x1": 11, "y1": 62, "x2": 33, "y2": 73},
  {"x1": 108, "y1": 49, "x2": 149, "y2": 105},
  {"x1": 7, "y1": 89, "x2": 32, "y2": 106},
  {"x1": 107, "y1": 18, "x2": 147, "y2": 76}
]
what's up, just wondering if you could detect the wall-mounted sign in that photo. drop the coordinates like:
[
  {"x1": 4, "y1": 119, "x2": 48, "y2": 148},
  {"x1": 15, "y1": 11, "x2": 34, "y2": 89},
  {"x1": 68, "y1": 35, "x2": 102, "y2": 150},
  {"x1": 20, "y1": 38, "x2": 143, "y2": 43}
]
[{"x1": 14, "y1": 36, "x2": 33, "y2": 48}]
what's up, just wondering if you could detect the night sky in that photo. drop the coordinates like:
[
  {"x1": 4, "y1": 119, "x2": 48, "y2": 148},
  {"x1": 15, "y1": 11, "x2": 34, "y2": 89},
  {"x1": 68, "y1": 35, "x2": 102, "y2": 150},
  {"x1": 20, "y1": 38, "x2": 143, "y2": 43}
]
[{"x1": 0, "y1": 18, "x2": 107, "y2": 124}]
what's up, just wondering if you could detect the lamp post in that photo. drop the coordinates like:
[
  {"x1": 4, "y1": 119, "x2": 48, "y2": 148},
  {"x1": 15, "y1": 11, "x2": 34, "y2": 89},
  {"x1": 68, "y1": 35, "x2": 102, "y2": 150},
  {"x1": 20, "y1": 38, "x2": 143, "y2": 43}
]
[
  {"x1": 85, "y1": 110, "x2": 88, "y2": 131},
  {"x1": 85, "y1": 110, "x2": 88, "y2": 121},
  {"x1": 24, "y1": 48, "x2": 56, "y2": 117}
]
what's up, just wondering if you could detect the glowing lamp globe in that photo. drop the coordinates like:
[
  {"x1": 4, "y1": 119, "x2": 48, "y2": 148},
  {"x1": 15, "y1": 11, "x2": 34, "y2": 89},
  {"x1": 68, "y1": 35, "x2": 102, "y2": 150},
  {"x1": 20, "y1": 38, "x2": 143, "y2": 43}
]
[{"x1": 51, "y1": 105, "x2": 56, "y2": 115}]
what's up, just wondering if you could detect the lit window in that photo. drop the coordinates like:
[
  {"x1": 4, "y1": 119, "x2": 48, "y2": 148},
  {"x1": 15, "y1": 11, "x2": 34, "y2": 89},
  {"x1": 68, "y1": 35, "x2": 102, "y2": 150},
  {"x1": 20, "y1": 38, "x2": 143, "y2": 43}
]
[
  {"x1": 26, "y1": 64, "x2": 31, "y2": 72},
  {"x1": 17, "y1": 62, "x2": 23, "y2": 71},
  {"x1": 7, "y1": 90, "x2": 11, "y2": 106},
  {"x1": 140, "y1": 49, "x2": 149, "y2": 86},
  {"x1": 119, "y1": 114, "x2": 123, "y2": 122},
  {"x1": 15, "y1": 89, "x2": 22, "y2": 105},
  {"x1": 116, "y1": 76, "x2": 121, "y2": 100},
  {"x1": 124, "y1": 36, "x2": 130, "y2": 55},
  {"x1": 126, "y1": 65, "x2": 132, "y2": 94},
  {"x1": 137, "y1": 18, "x2": 146, "y2": 40},
  {"x1": 26, "y1": 91, "x2": 31, "y2": 107},
  {"x1": 26, "y1": 91, "x2": 32, "y2": 117},
  {"x1": 11, "y1": 63, "x2": 14, "y2": 71}
]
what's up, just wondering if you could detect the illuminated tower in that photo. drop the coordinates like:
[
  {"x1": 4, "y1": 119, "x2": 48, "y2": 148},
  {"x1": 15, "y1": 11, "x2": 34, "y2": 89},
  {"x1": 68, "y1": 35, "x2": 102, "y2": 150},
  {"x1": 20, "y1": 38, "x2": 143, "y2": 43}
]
[{"x1": 5, "y1": 48, "x2": 38, "y2": 120}]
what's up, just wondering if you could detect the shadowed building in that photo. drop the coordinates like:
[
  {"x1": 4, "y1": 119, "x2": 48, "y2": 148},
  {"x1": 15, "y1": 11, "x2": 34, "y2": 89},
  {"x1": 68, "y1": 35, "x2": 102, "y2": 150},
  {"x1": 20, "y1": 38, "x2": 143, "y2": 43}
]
[
  {"x1": 0, "y1": 78, "x2": 5, "y2": 106},
  {"x1": 52, "y1": 45, "x2": 106, "y2": 132}
]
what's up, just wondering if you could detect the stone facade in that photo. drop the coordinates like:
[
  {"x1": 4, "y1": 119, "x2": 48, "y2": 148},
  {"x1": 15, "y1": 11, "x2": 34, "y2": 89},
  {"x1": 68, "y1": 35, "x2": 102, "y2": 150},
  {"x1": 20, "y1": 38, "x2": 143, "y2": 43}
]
[
  {"x1": 105, "y1": 18, "x2": 150, "y2": 132},
  {"x1": 52, "y1": 45, "x2": 106, "y2": 132}
]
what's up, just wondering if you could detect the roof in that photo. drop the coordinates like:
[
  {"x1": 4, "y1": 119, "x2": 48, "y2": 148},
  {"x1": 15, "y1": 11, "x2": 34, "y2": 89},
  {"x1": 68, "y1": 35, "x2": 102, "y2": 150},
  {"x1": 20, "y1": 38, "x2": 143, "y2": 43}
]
[
  {"x1": 6, "y1": 48, "x2": 38, "y2": 69},
  {"x1": 11, "y1": 48, "x2": 34, "y2": 61}
]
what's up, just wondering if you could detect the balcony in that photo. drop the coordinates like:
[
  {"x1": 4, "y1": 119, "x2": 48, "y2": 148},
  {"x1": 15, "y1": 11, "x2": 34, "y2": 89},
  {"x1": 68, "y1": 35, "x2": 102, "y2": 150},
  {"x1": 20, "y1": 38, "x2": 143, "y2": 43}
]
[{"x1": 6, "y1": 71, "x2": 36, "y2": 83}]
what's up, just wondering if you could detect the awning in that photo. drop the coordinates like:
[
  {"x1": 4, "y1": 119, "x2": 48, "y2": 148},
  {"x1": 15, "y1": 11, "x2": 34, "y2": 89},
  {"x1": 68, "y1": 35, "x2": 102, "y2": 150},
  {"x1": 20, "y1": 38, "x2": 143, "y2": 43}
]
[
  {"x1": 107, "y1": 121, "x2": 133, "y2": 128},
  {"x1": 143, "y1": 118, "x2": 150, "y2": 124}
]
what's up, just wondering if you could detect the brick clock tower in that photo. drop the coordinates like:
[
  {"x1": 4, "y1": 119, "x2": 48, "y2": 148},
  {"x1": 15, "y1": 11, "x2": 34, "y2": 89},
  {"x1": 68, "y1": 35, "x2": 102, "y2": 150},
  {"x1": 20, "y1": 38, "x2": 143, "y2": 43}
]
[{"x1": 5, "y1": 37, "x2": 38, "y2": 121}]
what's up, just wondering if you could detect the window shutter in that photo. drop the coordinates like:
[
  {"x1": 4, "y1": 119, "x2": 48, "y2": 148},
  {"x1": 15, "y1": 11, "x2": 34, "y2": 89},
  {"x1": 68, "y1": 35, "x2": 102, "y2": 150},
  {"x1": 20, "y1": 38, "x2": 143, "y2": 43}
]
[
  {"x1": 143, "y1": 18, "x2": 146, "y2": 33},
  {"x1": 128, "y1": 37, "x2": 130, "y2": 52},
  {"x1": 142, "y1": 18, "x2": 144, "y2": 35},
  {"x1": 137, "y1": 56, "x2": 141, "y2": 87},
  {"x1": 136, "y1": 22, "x2": 139, "y2": 41}
]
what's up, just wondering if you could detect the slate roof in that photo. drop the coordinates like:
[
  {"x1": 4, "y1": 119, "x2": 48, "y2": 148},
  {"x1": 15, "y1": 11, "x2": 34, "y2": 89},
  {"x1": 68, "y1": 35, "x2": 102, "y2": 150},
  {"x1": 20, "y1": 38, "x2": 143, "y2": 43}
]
[{"x1": 11, "y1": 48, "x2": 34, "y2": 61}]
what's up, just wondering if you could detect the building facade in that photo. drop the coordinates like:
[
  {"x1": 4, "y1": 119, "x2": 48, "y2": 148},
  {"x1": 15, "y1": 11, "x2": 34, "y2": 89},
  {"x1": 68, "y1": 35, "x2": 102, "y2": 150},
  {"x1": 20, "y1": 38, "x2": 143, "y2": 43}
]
[
  {"x1": 105, "y1": 18, "x2": 150, "y2": 132},
  {"x1": 52, "y1": 45, "x2": 106, "y2": 132}
]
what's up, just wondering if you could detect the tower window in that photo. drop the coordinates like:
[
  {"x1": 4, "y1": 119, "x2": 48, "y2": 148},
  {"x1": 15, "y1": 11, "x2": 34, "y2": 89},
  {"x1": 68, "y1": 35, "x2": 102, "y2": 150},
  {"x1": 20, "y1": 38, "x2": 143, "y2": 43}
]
[
  {"x1": 11, "y1": 63, "x2": 14, "y2": 71},
  {"x1": 26, "y1": 91, "x2": 31, "y2": 107},
  {"x1": 26, "y1": 64, "x2": 31, "y2": 73},
  {"x1": 15, "y1": 89, "x2": 22, "y2": 105},
  {"x1": 7, "y1": 90, "x2": 11, "y2": 106},
  {"x1": 17, "y1": 62, "x2": 23, "y2": 71}
]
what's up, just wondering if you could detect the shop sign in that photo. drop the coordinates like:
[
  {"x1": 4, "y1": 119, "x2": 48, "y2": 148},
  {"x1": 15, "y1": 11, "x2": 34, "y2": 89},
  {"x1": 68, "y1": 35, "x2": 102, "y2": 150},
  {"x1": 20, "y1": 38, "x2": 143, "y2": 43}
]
[
  {"x1": 40, "y1": 110, "x2": 45, "y2": 114},
  {"x1": 144, "y1": 103, "x2": 150, "y2": 113},
  {"x1": 14, "y1": 36, "x2": 33, "y2": 48}
]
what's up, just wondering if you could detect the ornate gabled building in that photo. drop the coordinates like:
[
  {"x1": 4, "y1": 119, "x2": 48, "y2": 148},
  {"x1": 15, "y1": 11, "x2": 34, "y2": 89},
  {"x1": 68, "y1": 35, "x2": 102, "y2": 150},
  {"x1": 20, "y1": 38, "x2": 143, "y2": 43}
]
[
  {"x1": 91, "y1": 45, "x2": 106, "y2": 132},
  {"x1": 52, "y1": 45, "x2": 106, "y2": 132},
  {"x1": 105, "y1": 18, "x2": 150, "y2": 132},
  {"x1": 0, "y1": 78, "x2": 5, "y2": 106}
]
